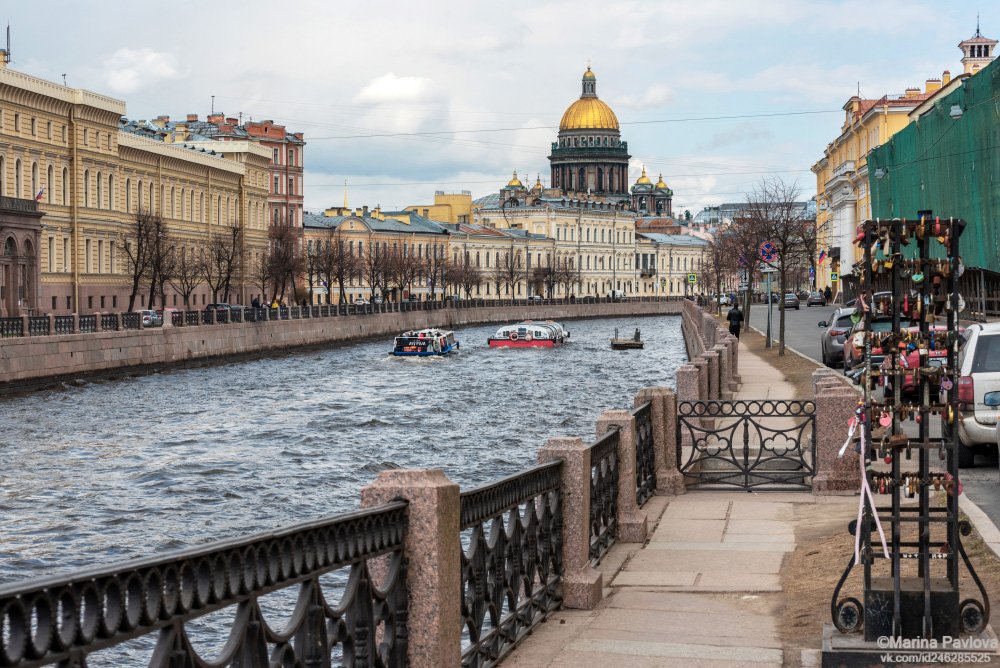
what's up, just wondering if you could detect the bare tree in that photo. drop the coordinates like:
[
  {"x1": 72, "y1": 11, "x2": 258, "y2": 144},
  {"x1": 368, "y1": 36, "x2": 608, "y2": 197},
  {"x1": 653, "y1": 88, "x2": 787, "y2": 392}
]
[
  {"x1": 495, "y1": 246, "x2": 526, "y2": 299},
  {"x1": 741, "y1": 178, "x2": 809, "y2": 355},
  {"x1": 169, "y1": 246, "x2": 206, "y2": 309},
  {"x1": 424, "y1": 242, "x2": 449, "y2": 300},
  {"x1": 144, "y1": 216, "x2": 174, "y2": 309},
  {"x1": 119, "y1": 209, "x2": 157, "y2": 312},
  {"x1": 203, "y1": 225, "x2": 242, "y2": 305},
  {"x1": 267, "y1": 226, "x2": 303, "y2": 303},
  {"x1": 316, "y1": 226, "x2": 358, "y2": 304},
  {"x1": 362, "y1": 240, "x2": 388, "y2": 301},
  {"x1": 250, "y1": 250, "x2": 273, "y2": 304}
]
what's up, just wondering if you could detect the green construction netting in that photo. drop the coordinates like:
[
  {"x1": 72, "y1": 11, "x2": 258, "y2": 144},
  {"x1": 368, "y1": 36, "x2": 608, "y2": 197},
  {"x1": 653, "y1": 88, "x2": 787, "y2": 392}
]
[{"x1": 868, "y1": 57, "x2": 1000, "y2": 272}]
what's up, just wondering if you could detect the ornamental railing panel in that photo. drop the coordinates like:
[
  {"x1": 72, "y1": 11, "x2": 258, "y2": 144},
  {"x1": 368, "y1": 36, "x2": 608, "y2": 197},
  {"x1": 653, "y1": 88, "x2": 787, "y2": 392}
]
[
  {"x1": 28, "y1": 316, "x2": 50, "y2": 336},
  {"x1": 169, "y1": 311, "x2": 183, "y2": 327},
  {"x1": 101, "y1": 314, "x2": 119, "y2": 331},
  {"x1": 121, "y1": 312, "x2": 141, "y2": 330},
  {"x1": 78, "y1": 315, "x2": 97, "y2": 334},
  {"x1": 632, "y1": 401, "x2": 656, "y2": 507},
  {"x1": 184, "y1": 311, "x2": 199, "y2": 327},
  {"x1": 0, "y1": 501, "x2": 409, "y2": 667},
  {"x1": 589, "y1": 428, "x2": 619, "y2": 564},
  {"x1": 53, "y1": 316, "x2": 74, "y2": 336},
  {"x1": 230, "y1": 308, "x2": 243, "y2": 324},
  {"x1": 459, "y1": 461, "x2": 563, "y2": 668},
  {"x1": 0, "y1": 317, "x2": 22, "y2": 337},
  {"x1": 677, "y1": 400, "x2": 816, "y2": 490}
]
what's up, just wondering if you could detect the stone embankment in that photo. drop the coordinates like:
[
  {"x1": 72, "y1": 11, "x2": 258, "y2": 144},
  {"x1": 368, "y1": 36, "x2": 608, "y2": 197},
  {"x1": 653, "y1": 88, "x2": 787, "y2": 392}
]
[{"x1": 0, "y1": 300, "x2": 681, "y2": 391}]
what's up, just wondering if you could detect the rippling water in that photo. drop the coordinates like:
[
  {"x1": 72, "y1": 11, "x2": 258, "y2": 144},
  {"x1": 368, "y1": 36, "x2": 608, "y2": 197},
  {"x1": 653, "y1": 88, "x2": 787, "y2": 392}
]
[{"x1": 0, "y1": 314, "x2": 684, "y2": 583}]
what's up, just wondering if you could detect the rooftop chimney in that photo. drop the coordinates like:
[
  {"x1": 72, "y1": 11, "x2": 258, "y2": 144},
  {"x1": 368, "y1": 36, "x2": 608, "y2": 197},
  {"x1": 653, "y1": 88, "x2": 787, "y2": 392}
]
[
  {"x1": 904, "y1": 87, "x2": 921, "y2": 99},
  {"x1": 925, "y1": 78, "x2": 942, "y2": 94},
  {"x1": 943, "y1": 70, "x2": 952, "y2": 85}
]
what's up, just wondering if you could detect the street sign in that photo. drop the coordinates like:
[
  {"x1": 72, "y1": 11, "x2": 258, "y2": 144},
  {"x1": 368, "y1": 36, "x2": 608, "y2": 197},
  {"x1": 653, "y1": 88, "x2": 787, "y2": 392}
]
[
  {"x1": 809, "y1": 267, "x2": 815, "y2": 278},
  {"x1": 739, "y1": 269, "x2": 750, "y2": 283},
  {"x1": 687, "y1": 274, "x2": 697, "y2": 283},
  {"x1": 738, "y1": 281, "x2": 750, "y2": 291},
  {"x1": 758, "y1": 241, "x2": 778, "y2": 263},
  {"x1": 760, "y1": 265, "x2": 777, "y2": 274},
  {"x1": 831, "y1": 272, "x2": 839, "y2": 282}
]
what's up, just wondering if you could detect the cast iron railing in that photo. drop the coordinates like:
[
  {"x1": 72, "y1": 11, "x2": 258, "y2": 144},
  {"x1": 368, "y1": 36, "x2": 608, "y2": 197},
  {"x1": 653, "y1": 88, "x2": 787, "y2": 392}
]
[
  {"x1": 459, "y1": 461, "x2": 563, "y2": 668},
  {"x1": 589, "y1": 428, "x2": 619, "y2": 564},
  {"x1": 676, "y1": 400, "x2": 816, "y2": 490},
  {"x1": 170, "y1": 311, "x2": 183, "y2": 327},
  {"x1": 0, "y1": 501, "x2": 409, "y2": 667},
  {"x1": 201, "y1": 310, "x2": 212, "y2": 325},
  {"x1": 184, "y1": 311, "x2": 199, "y2": 327},
  {"x1": 0, "y1": 316, "x2": 21, "y2": 337},
  {"x1": 28, "y1": 316, "x2": 49, "y2": 336},
  {"x1": 78, "y1": 315, "x2": 97, "y2": 334},
  {"x1": 231, "y1": 308, "x2": 243, "y2": 323},
  {"x1": 53, "y1": 315, "x2": 74, "y2": 335},
  {"x1": 633, "y1": 401, "x2": 656, "y2": 506},
  {"x1": 101, "y1": 313, "x2": 118, "y2": 331},
  {"x1": 121, "y1": 312, "x2": 140, "y2": 330}
]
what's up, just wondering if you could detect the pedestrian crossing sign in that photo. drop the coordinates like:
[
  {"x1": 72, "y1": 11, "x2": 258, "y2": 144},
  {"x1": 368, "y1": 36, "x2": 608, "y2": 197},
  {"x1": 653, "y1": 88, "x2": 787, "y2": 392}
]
[
  {"x1": 687, "y1": 274, "x2": 697, "y2": 283},
  {"x1": 831, "y1": 272, "x2": 839, "y2": 282}
]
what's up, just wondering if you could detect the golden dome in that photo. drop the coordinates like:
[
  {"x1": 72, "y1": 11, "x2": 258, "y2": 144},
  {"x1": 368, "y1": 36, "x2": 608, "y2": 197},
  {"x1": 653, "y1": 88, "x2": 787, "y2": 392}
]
[
  {"x1": 559, "y1": 98, "x2": 619, "y2": 131},
  {"x1": 506, "y1": 170, "x2": 524, "y2": 188},
  {"x1": 635, "y1": 166, "x2": 652, "y2": 185},
  {"x1": 582, "y1": 66, "x2": 596, "y2": 81},
  {"x1": 532, "y1": 174, "x2": 543, "y2": 191},
  {"x1": 655, "y1": 174, "x2": 668, "y2": 189}
]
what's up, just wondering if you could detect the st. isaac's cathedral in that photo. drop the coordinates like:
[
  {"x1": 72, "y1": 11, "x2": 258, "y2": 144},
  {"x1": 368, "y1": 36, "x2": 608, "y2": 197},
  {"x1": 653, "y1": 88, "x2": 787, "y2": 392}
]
[{"x1": 486, "y1": 66, "x2": 675, "y2": 218}]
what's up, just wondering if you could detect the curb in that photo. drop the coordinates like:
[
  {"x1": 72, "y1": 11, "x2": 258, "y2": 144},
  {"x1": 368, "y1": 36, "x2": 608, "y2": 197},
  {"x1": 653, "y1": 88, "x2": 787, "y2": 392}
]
[
  {"x1": 961, "y1": 494, "x2": 1000, "y2": 561},
  {"x1": 745, "y1": 323, "x2": 824, "y2": 369}
]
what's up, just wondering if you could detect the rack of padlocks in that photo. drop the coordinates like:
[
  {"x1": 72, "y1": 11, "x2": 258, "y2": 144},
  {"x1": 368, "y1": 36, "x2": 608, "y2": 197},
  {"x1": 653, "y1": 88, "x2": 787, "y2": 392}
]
[{"x1": 831, "y1": 215, "x2": 990, "y2": 641}]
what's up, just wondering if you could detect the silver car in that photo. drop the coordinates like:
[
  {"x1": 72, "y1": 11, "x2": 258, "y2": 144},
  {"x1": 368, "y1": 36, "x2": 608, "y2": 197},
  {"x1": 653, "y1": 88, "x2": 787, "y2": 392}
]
[
  {"x1": 817, "y1": 307, "x2": 855, "y2": 367},
  {"x1": 950, "y1": 322, "x2": 1000, "y2": 467}
]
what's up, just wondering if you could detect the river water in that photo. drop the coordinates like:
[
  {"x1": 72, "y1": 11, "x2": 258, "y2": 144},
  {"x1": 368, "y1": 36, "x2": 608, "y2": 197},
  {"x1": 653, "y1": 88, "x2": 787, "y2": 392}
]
[{"x1": 0, "y1": 314, "x2": 684, "y2": 584}]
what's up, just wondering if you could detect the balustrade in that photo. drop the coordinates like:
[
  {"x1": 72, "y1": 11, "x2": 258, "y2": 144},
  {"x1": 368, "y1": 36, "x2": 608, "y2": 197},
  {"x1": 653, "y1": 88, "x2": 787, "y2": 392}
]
[
  {"x1": 78, "y1": 315, "x2": 97, "y2": 334},
  {"x1": 589, "y1": 428, "x2": 619, "y2": 564},
  {"x1": 53, "y1": 315, "x2": 74, "y2": 335},
  {"x1": 101, "y1": 313, "x2": 119, "y2": 331},
  {"x1": 633, "y1": 401, "x2": 656, "y2": 506},
  {"x1": 28, "y1": 316, "x2": 50, "y2": 336}
]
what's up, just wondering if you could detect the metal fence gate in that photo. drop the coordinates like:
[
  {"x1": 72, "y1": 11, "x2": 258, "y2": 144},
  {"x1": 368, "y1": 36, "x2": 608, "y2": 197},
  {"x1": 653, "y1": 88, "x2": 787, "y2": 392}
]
[{"x1": 677, "y1": 399, "x2": 816, "y2": 490}]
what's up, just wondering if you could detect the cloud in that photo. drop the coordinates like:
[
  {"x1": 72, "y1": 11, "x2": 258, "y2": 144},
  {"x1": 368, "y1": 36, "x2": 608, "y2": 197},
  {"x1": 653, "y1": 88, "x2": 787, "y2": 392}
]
[
  {"x1": 615, "y1": 84, "x2": 672, "y2": 110},
  {"x1": 102, "y1": 48, "x2": 180, "y2": 94},
  {"x1": 353, "y1": 73, "x2": 434, "y2": 104},
  {"x1": 696, "y1": 123, "x2": 776, "y2": 151}
]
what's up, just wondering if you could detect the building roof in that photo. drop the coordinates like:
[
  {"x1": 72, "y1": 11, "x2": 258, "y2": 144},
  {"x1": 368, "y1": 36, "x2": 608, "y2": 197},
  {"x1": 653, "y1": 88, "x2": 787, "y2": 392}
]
[
  {"x1": 560, "y1": 97, "x2": 619, "y2": 131},
  {"x1": 303, "y1": 211, "x2": 448, "y2": 235},
  {"x1": 637, "y1": 233, "x2": 709, "y2": 247}
]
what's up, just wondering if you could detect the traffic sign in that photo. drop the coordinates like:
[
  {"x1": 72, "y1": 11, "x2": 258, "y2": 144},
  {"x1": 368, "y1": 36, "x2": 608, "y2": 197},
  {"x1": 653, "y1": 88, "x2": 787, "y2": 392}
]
[
  {"x1": 761, "y1": 265, "x2": 777, "y2": 274},
  {"x1": 687, "y1": 274, "x2": 697, "y2": 283},
  {"x1": 831, "y1": 272, "x2": 839, "y2": 282},
  {"x1": 738, "y1": 281, "x2": 750, "y2": 291},
  {"x1": 758, "y1": 241, "x2": 778, "y2": 263},
  {"x1": 739, "y1": 269, "x2": 750, "y2": 283},
  {"x1": 809, "y1": 267, "x2": 815, "y2": 278}
]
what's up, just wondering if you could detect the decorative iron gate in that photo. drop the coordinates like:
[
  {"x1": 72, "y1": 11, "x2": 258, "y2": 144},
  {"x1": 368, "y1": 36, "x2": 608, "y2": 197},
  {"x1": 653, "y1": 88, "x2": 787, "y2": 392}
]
[{"x1": 677, "y1": 399, "x2": 816, "y2": 490}]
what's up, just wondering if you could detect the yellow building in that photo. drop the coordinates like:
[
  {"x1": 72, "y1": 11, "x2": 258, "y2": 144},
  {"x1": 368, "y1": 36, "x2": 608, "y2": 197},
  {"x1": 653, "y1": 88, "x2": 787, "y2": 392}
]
[
  {"x1": 403, "y1": 191, "x2": 474, "y2": 224},
  {"x1": 812, "y1": 27, "x2": 993, "y2": 297},
  {"x1": 0, "y1": 61, "x2": 271, "y2": 315}
]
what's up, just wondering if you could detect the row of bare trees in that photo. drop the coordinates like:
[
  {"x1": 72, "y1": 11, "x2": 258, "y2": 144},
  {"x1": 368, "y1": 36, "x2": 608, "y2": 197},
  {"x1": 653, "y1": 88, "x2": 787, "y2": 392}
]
[
  {"x1": 700, "y1": 178, "x2": 823, "y2": 356},
  {"x1": 120, "y1": 209, "x2": 244, "y2": 311}
]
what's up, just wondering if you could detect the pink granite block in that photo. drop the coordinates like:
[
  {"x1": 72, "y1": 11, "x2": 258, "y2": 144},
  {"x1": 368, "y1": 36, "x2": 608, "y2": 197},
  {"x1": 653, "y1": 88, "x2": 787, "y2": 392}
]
[
  {"x1": 361, "y1": 469, "x2": 461, "y2": 668},
  {"x1": 811, "y1": 370, "x2": 862, "y2": 495},
  {"x1": 596, "y1": 410, "x2": 647, "y2": 543},
  {"x1": 537, "y1": 437, "x2": 602, "y2": 609},
  {"x1": 703, "y1": 350, "x2": 720, "y2": 400},
  {"x1": 635, "y1": 387, "x2": 685, "y2": 495}
]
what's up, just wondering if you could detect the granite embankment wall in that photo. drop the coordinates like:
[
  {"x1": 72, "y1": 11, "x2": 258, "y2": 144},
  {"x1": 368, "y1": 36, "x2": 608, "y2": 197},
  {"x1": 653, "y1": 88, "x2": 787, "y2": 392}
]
[{"x1": 0, "y1": 301, "x2": 681, "y2": 389}]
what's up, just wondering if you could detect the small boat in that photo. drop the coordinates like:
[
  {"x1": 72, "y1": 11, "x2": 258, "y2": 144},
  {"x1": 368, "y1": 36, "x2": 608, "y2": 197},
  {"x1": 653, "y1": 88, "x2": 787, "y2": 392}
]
[
  {"x1": 392, "y1": 328, "x2": 459, "y2": 356},
  {"x1": 488, "y1": 321, "x2": 568, "y2": 348},
  {"x1": 611, "y1": 327, "x2": 644, "y2": 350}
]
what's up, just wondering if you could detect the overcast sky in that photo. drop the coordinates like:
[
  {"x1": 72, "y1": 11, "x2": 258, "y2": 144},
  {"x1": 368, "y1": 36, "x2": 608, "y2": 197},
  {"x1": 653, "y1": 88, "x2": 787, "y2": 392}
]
[{"x1": 4, "y1": 1, "x2": 993, "y2": 215}]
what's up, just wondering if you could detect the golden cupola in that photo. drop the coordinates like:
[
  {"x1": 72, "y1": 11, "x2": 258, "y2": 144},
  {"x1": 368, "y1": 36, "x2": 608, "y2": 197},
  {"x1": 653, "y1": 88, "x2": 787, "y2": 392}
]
[
  {"x1": 635, "y1": 166, "x2": 653, "y2": 186},
  {"x1": 655, "y1": 174, "x2": 668, "y2": 189},
  {"x1": 506, "y1": 171, "x2": 525, "y2": 188},
  {"x1": 558, "y1": 66, "x2": 620, "y2": 131}
]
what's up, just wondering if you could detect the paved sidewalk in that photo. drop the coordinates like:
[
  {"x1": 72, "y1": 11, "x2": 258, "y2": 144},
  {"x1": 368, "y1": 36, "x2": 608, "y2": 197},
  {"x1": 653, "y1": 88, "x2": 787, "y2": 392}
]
[{"x1": 503, "y1": 341, "x2": 845, "y2": 667}]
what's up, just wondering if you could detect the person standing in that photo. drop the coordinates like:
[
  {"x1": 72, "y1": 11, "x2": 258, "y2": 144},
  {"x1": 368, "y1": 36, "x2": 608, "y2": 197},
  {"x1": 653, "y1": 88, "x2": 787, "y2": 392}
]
[
  {"x1": 824, "y1": 285, "x2": 833, "y2": 304},
  {"x1": 726, "y1": 303, "x2": 744, "y2": 339}
]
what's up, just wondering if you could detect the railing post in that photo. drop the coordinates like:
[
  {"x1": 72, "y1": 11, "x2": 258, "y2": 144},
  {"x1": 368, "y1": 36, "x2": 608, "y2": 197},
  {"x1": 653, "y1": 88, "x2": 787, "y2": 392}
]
[
  {"x1": 360, "y1": 469, "x2": 460, "y2": 668},
  {"x1": 19, "y1": 314, "x2": 28, "y2": 336},
  {"x1": 595, "y1": 410, "x2": 647, "y2": 543},
  {"x1": 47, "y1": 313, "x2": 55, "y2": 334},
  {"x1": 537, "y1": 437, "x2": 602, "y2": 609},
  {"x1": 703, "y1": 349, "x2": 720, "y2": 400},
  {"x1": 713, "y1": 343, "x2": 733, "y2": 399},
  {"x1": 811, "y1": 370, "x2": 861, "y2": 495},
  {"x1": 692, "y1": 357, "x2": 708, "y2": 401},
  {"x1": 71, "y1": 313, "x2": 79, "y2": 333},
  {"x1": 635, "y1": 388, "x2": 685, "y2": 495},
  {"x1": 115, "y1": 313, "x2": 123, "y2": 330}
]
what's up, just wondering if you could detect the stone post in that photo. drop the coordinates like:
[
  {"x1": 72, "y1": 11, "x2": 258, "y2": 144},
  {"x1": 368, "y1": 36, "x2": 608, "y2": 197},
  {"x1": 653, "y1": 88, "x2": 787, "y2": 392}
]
[
  {"x1": 537, "y1": 437, "x2": 602, "y2": 609},
  {"x1": 72, "y1": 314, "x2": 79, "y2": 333},
  {"x1": 47, "y1": 314, "x2": 55, "y2": 334},
  {"x1": 811, "y1": 370, "x2": 862, "y2": 495},
  {"x1": 692, "y1": 357, "x2": 708, "y2": 401},
  {"x1": 361, "y1": 469, "x2": 461, "y2": 668},
  {"x1": 209, "y1": 308, "x2": 217, "y2": 325},
  {"x1": 713, "y1": 344, "x2": 732, "y2": 400},
  {"x1": 596, "y1": 410, "x2": 647, "y2": 543},
  {"x1": 703, "y1": 350, "x2": 720, "y2": 400},
  {"x1": 676, "y1": 364, "x2": 699, "y2": 404},
  {"x1": 635, "y1": 387, "x2": 685, "y2": 495},
  {"x1": 20, "y1": 314, "x2": 28, "y2": 336}
]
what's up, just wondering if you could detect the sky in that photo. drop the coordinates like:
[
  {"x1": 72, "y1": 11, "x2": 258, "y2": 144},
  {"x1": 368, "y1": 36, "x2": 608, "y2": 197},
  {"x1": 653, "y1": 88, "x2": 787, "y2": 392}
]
[{"x1": 4, "y1": 1, "x2": 994, "y2": 216}]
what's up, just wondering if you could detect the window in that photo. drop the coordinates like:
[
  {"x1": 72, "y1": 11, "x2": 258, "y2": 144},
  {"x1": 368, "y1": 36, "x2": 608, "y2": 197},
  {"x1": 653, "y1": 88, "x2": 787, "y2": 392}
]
[
  {"x1": 47, "y1": 121, "x2": 52, "y2": 140},
  {"x1": 31, "y1": 162, "x2": 38, "y2": 199},
  {"x1": 288, "y1": 177, "x2": 294, "y2": 194},
  {"x1": 109, "y1": 241, "x2": 115, "y2": 274},
  {"x1": 273, "y1": 148, "x2": 279, "y2": 164},
  {"x1": 138, "y1": 180, "x2": 143, "y2": 210},
  {"x1": 47, "y1": 166, "x2": 53, "y2": 203},
  {"x1": 30, "y1": 118, "x2": 36, "y2": 136},
  {"x1": 85, "y1": 239, "x2": 91, "y2": 273},
  {"x1": 125, "y1": 178, "x2": 131, "y2": 211},
  {"x1": 273, "y1": 176, "x2": 280, "y2": 193},
  {"x1": 63, "y1": 238, "x2": 69, "y2": 272},
  {"x1": 83, "y1": 128, "x2": 89, "y2": 145},
  {"x1": 13, "y1": 113, "x2": 20, "y2": 131},
  {"x1": 97, "y1": 240, "x2": 103, "y2": 274},
  {"x1": 15, "y1": 159, "x2": 22, "y2": 197},
  {"x1": 288, "y1": 149, "x2": 294, "y2": 165},
  {"x1": 108, "y1": 175, "x2": 114, "y2": 210},
  {"x1": 48, "y1": 237, "x2": 54, "y2": 272},
  {"x1": 96, "y1": 172, "x2": 102, "y2": 209},
  {"x1": 83, "y1": 170, "x2": 90, "y2": 207}
]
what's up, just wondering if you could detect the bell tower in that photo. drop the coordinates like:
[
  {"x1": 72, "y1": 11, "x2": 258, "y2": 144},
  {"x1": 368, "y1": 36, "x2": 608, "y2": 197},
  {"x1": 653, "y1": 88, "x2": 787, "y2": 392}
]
[{"x1": 959, "y1": 19, "x2": 997, "y2": 75}]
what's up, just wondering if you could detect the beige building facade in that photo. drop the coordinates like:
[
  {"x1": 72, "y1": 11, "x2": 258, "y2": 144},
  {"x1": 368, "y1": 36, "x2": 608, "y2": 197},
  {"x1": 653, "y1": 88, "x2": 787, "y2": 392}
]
[{"x1": 0, "y1": 63, "x2": 271, "y2": 316}]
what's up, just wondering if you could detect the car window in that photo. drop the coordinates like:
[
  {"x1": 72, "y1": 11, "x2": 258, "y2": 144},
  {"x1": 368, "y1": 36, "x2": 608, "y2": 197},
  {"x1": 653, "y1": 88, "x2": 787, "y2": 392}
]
[
  {"x1": 971, "y1": 334, "x2": 1000, "y2": 373},
  {"x1": 836, "y1": 315, "x2": 854, "y2": 327}
]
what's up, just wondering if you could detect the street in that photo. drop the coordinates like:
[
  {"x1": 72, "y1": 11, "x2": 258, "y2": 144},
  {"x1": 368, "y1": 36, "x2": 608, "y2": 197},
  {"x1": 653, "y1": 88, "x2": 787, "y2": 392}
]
[{"x1": 740, "y1": 298, "x2": 1000, "y2": 530}]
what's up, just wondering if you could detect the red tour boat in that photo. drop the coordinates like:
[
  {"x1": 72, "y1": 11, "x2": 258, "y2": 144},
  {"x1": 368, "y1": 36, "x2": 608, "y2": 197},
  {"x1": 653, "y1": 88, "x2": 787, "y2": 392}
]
[{"x1": 487, "y1": 321, "x2": 570, "y2": 348}]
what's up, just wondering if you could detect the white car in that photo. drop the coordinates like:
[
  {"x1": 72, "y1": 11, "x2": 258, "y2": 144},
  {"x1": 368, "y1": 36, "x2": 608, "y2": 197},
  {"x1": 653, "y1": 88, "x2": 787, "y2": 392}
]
[
  {"x1": 718, "y1": 295, "x2": 731, "y2": 306},
  {"x1": 354, "y1": 298, "x2": 371, "y2": 306},
  {"x1": 951, "y1": 322, "x2": 1000, "y2": 467}
]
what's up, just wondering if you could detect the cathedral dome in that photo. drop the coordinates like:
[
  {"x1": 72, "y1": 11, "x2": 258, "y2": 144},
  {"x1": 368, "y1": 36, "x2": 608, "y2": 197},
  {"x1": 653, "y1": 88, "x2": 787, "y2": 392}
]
[
  {"x1": 655, "y1": 174, "x2": 669, "y2": 190},
  {"x1": 635, "y1": 166, "x2": 652, "y2": 186},
  {"x1": 506, "y1": 171, "x2": 525, "y2": 188},
  {"x1": 559, "y1": 66, "x2": 620, "y2": 131}
]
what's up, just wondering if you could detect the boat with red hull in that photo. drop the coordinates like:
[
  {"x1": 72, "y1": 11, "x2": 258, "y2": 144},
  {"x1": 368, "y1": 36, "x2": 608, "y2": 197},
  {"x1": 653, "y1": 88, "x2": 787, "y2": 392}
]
[{"x1": 487, "y1": 321, "x2": 569, "y2": 348}]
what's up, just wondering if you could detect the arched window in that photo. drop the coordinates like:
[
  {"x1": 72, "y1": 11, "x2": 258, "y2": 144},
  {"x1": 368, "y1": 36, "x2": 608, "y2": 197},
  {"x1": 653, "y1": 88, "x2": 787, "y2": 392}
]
[
  {"x1": 125, "y1": 179, "x2": 131, "y2": 212},
  {"x1": 189, "y1": 190, "x2": 194, "y2": 221},
  {"x1": 31, "y1": 162, "x2": 38, "y2": 199},
  {"x1": 96, "y1": 172, "x2": 103, "y2": 209},
  {"x1": 108, "y1": 174, "x2": 114, "y2": 210},
  {"x1": 217, "y1": 196, "x2": 221, "y2": 224},
  {"x1": 47, "y1": 166, "x2": 53, "y2": 203},
  {"x1": 149, "y1": 183, "x2": 154, "y2": 210},
  {"x1": 83, "y1": 169, "x2": 90, "y2": 207},
  {"x1": 597, "y1": 167, "x2": 603, "y2": 192},
  {"x1": 0, "y1": 156, "x2": 4, "y2": 195},
  {"x1": 15, "y1": 159, "x2": 23, "y2": 198},
  {"x1": 170, "y1": 187, "x2": 176, "y2": 218},
  {"x1": 199, "y1": 193, "x2": 204, "y2": 222},
  {"x1": 62, "y1": 168, "x2": 68, "y2": 204},
  {"x1": 138, "y1": 180, "x2": 144, "y2": 211}
]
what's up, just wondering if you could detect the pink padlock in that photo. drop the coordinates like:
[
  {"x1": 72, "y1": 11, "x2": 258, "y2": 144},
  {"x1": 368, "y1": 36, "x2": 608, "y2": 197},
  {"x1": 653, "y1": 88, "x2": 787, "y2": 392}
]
[{"x1": 879, "y1": 411, "x2": 892, "y2": 428}]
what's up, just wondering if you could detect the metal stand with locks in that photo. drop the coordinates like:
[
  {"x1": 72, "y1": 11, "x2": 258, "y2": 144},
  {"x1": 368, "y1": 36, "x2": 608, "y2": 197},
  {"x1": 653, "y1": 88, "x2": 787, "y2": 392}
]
[{"x1": 830, "y1": 216, "x2": 990, "y2": 646}]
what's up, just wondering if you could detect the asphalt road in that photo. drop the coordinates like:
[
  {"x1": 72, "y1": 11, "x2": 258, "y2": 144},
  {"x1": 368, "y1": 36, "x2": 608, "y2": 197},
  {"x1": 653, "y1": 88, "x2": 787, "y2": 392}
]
[{"x1": 739, "y1": 299, "x2": 1000, "y2": 530}]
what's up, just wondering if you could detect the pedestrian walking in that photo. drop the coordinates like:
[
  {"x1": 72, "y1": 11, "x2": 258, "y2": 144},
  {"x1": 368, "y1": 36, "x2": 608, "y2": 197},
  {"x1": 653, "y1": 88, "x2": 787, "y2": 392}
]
[
  {"x1": 726, "y1": 303, "x2": 744, "y2": 339},
  {"x1": 824, "y1": 285, "x2": 833, "y2": 304}
]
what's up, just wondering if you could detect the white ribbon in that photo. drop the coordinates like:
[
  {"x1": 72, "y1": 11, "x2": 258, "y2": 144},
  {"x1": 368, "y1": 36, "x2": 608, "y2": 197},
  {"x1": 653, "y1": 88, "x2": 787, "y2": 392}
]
[
  {"x1": 838, "y1": 417, "x2": 858, "y2": 457},
  {"x1": 853, "y1": 421, "x2": 890, "y2": 564}
]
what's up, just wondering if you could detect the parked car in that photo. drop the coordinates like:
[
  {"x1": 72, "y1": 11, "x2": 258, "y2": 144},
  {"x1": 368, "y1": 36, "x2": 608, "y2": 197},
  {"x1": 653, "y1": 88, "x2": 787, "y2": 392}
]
[
  {"x1": 948, "y1": 322, "x2": 1000, "y2": 467},
  {"x1": 843, "y1": 315, "x2": 912, "y2": 380},
  {"x1": 783, "y1": 293, "x2": 800, "y2": 310},
  {"x1": 136, "y1": 309, "x2": 163, "y2": 327},
  {"x1": 718, "y1": 294, "x2": 732, "y2": 306},
  {"x1": 354, "y1": 298, "x2": 371, "y2": 306},
  {"x1": 372, "y1": 296, "x2": 384, "y2": 305},
  {"x1": 527, "y1": 295, "x2": 544, "y2": 303},
  {"x1": 817, "y1": 307, "x2": 855, "y2": 367},
  {"x1": 807, "y1": 291, "x2": 827, "y2": 307},
  {"x1": 797, "y1": 290, "x2": 810, "y2": 301},
  {"x1": 889, "y1": 324, "x2": 964, "y2": 400},
  {"x1": 407, "y1": 295, "x2": 420, "y2": 302},
  {"x1": 609, "y1": 290, "x2": 628, "y2": 302}
]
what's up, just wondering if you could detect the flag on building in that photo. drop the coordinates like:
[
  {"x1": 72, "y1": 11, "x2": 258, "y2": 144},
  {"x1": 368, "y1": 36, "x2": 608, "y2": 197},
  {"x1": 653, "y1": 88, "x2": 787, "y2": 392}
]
[
  {"x1": 818, "y1": 249, "x2": 827, "y2": 265},
  {"x1": 34, "y1": 187, "x2": 45, "y2": 202}
]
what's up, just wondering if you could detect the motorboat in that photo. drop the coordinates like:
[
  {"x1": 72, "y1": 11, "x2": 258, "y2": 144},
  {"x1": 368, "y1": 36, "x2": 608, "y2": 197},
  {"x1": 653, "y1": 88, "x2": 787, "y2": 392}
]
[
  {"x1": 392, "y1": 329, "x2": 459, "y2": 356},
  {"x1": 488, "y1": 321, "x2": 568, "y2": 348}
]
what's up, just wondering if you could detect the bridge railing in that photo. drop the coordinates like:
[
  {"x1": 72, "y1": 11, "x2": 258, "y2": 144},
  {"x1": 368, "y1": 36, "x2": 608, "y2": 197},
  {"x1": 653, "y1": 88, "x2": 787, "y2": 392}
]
[
  {"x1": 0, "y1": 296, "x2": 686, "y2": 338},
  {"x1": 589, "y1": 428, "x2": 619, "y2": 564}
]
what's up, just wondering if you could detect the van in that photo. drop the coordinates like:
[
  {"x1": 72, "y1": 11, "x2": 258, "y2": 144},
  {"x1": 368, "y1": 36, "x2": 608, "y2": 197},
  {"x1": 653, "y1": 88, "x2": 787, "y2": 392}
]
[
  {"x1": 609, "y1": 290, "x2": 628, "y2": 302},
  {"x1": 949, "y1": 322, "x2": 1000, "y2": 467}
]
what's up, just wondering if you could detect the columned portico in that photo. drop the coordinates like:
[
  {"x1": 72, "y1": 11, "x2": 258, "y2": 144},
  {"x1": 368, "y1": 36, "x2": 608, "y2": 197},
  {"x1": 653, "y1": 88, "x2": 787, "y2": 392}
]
[{"x1": 0, "y1": 196, "x2": 43, "y2": 316}]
